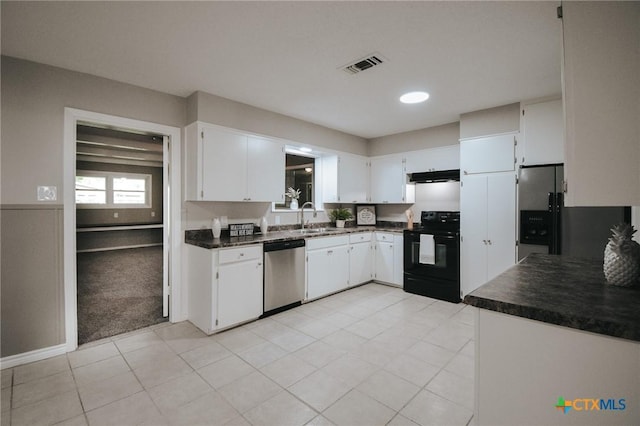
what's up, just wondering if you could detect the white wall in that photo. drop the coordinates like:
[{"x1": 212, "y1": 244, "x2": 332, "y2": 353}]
[
  {"x1": 459, "y1": 102, "x2": 520, "y2": 139},
  {"x1": 1, "y1": 56, "x2": 186, "y2": 205},
  {"x1": 188, "y1": 91, "x2": 368, "y2": 156},
  {"x1": 368, "y1": 122, "x2": 459, "y2": 157},
  {"x1": 0, "y1": 56, "x2": 186, "y2": 357},
  {"x1": 376, "y1": 182, "x2": 460, "y2": 223}
]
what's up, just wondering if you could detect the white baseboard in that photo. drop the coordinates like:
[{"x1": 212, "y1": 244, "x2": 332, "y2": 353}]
[{"x1": 0, "y1": 344, "x2": 67, "y2": 370}]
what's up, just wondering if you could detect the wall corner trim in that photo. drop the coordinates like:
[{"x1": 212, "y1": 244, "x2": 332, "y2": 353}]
[{"x1": 0, "y1": 344, "x2": 67, "y2": 370}]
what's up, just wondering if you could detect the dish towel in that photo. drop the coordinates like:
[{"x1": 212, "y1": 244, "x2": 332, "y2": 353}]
[{"x1": 419, "y1": 234, "x2": 436, "y2": 265}]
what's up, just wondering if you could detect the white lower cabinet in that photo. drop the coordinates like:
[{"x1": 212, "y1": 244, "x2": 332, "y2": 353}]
[
  {"x1": 187, "y1": 244, "x2": 263, "y2": 334},
  {"x1": 217, "y1": 246, "x2": 263, "y2": 329},
  {"x1": 306, "y1": 235, "x2": 350, "y2": 300},
  {"x1": 393, "y1": 234, "x2": 404, "y2": 286},
  {"x1": 349, "y1": 232, "x2": 373, "y2": 287},
  {"x1": 373, "y1": 232, "x2": 403, "y2": 286}
]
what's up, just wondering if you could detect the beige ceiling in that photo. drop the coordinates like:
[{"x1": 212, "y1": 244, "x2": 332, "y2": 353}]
[{"x1": 1, "y1": 1, "x2": 562, "y2": 139}]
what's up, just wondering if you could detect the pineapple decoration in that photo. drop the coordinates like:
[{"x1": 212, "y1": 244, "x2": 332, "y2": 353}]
[{"x1": 603, "y1": 223, "x2": 640, "y2": 287}]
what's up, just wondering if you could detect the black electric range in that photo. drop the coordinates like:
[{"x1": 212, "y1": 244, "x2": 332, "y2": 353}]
[{"x1": 403, "y1": 211, "x2": 461, "y2": 303}]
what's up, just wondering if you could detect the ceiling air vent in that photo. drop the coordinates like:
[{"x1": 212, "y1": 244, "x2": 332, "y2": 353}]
[{"x1": 342, "y1": 54, "x2": 385, "y2": 75}]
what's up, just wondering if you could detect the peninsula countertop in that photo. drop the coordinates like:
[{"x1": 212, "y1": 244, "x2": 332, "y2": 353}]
[
  {"x1": 464, "y1": 253, "x2": 640, "y2": 342},
  {"x1": 185, "y1": 225, "x2": 405, "y2": 249}
]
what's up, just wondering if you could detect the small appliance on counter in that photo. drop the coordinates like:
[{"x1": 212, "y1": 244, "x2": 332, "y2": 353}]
[{"x1": 403, "y1": 211, "x2": 460, "y2": 303}]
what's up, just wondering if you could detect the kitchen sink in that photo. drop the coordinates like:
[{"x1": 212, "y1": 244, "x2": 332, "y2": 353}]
[{"x1": 291, "y1": 227, "x2": 329, "y2": 234}]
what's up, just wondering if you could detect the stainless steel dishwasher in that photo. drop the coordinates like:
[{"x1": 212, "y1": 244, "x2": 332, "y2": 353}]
[{"x1": 263, "y1": 239, "x2": 306, "y2": 316}]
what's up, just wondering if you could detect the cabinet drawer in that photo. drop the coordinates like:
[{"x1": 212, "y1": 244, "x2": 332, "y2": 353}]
[
  {"x1": 306, "y1": 235, "x2": 349, "y2": 251},
  {"x1": 219, "y1": 245, "x2": 262, "y2": 264},
  {"x1": 375, "y1": 232, "x2": 395, "y2": 242},
  {"x1": 349, "y1": 232, "x2": 372, "y2": 244}
]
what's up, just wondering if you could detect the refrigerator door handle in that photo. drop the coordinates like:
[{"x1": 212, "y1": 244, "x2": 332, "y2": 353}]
[
  {"x1": 555, "y1": 192, "x2": 563, "y2": 254},
  {"x1": 548, "y1": 192, "x2": 558, "y2": 254},
  {"x1": 547, "y1": 192, "x2": 563, "y2": 255}
]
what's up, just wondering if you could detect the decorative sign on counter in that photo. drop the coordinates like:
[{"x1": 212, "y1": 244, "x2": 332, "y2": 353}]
[
  {"x1": 356, "y1": 205, "x2": 376, "y2": 226},
  {"x1": 229, "y1": 223, "x2": 254, "y2": 237}
]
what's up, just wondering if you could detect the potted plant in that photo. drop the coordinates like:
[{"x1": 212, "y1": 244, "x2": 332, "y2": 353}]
[
  {"x1": 285, "y1": 187, "x2": 300, "y2": 209},
  {"x1": 329, "y1": 207, "x2": 353, "y2": 228}
]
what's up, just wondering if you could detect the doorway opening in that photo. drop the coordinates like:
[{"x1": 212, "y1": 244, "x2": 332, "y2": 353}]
[
  {"x1": 64, "y1": 108, "x2": 182, "y2": 353},
  {"x1": 75, "y1": 124, "x2": 168, "y2": 344}
]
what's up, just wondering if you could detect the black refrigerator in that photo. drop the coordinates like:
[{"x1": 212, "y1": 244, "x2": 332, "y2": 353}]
[{"x1": 518, "y1": 164, "x2": 630, "y2": 261}]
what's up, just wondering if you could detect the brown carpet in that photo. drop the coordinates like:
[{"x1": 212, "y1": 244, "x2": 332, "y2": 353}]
[{"x1": 77, "y1": 246, "x2": 167, "y2": 345}]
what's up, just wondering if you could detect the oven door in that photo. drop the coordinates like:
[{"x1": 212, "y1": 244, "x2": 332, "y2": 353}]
[{"x1": 403, "y1": 230, "x2": 459, "y2": 281}]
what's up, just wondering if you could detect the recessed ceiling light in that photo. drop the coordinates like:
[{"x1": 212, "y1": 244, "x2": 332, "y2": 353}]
[{"x1": 400, "y1": 91, "x2": 430, "y2": 104}]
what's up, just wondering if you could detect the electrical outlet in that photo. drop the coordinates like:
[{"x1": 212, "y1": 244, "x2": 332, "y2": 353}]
[
  {"x1": 37, "y1": 186, "x2": 57, "y2": 201},
  {"x1": 114, "y1": 212, "x2": 119, "y2": 218},
  {"x1": 151, "y1": 211, "x2": 155, "y2": 217},
  {"x1": 275, "y1": 215, "x2": 281, "y2": 225}
]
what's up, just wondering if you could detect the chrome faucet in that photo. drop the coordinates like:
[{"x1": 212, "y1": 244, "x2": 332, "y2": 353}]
[{"x1": 300, "y1": 201, "x2": 317, "y2": 231}]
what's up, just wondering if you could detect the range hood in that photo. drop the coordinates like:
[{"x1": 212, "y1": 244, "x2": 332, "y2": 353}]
[{"x1": 409, "y1": 169, "x2": 460, "y2": 183}]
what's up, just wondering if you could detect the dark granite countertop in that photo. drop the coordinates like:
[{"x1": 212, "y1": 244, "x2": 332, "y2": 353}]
[
  {"x1": 185, "y1": 226, "x2": 404, "y2": 249},
  {"x1": 464, "y1": 253, "x2": 640, "y2": 342}
]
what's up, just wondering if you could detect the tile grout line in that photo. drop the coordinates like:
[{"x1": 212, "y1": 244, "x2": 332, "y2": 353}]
[{"x1": 66, "y1": 351, "x2": 86, "y2": 425}]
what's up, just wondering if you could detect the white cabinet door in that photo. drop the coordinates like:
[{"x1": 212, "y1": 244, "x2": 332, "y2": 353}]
[
  {"x1": 521, "y1": 99, "x2": 563, "y2": 166},
  {"x1": 247, "y1": 135, "x2": 285, "y2": 202},
  {"x1": 217, "y1": 259, "x2": 263, "y2": 329},
  {"x1": 201, "y1": 125, "x2": 247, "y2": 201},
  {"x1": 405, "y1": 145, "x2": 460, "y2": 173},
  {"x1": 186, "y1": 245, "x2": 218, "y2": 334},
  {"x1": 460, "y1": 172, "x2": 517, "y2": 296},
  {"x1": 562, "y1": 2, "x2": 640, "y2": 206},
  {"x1": 185, "y1": 123, "x2": 285, "y2": 203},
  {"x1": 320, "y1": 155, "x2": 339, "y2": 203},
  {"x1": 460, "y1": 134, "x2": 516, "y2": 175},
  {"x1": 393, "y1": 234, "x2": 404, "y2": 286},
  {"x1": 370, "y1": 155, "x2": 413, "y2": 203},
  {"x1": 374, "y1": 241, "x2": 395, "y2": 283},
  {"x1": 339, "y1": 154, "x2": 369, "y2": 203},
  {"x1": 307, "y1": 246, "x2": 349, "y2": 300},
  {"x1": 461, "y1": 175, "x2": 489, "y2": 297},
  {"x1": 486, "y1": 173, "x2": 517, "y2": 281},
  {"x1": 349, "y1": 242, "x2": 372, "y2": 286}
]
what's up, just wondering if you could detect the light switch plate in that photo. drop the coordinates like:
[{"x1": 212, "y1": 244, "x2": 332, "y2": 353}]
[{"x1": 37, "y1": 186, "x2": 57, "y2": 201}]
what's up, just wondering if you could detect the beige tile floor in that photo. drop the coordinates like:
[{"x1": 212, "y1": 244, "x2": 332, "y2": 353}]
[{"x1": 1, "y1": 283, "x2": 476, "y2": 426}]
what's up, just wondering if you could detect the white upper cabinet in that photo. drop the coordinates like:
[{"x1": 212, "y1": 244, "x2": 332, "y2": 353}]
[
  {"x1": 247, "y1": 135, "x2": 285, "y2": 202},
  {"x1": 338, "y1": 154, "x2": 369, "y2": 203},
  {"x1": 460, "y1": 133, "x2": 517, "y2": 175},
  {"x1": 521, "y1": 99, "x2": 564, "y2": 166},
  {"x1": 185, "y1": 122, "x2": 285, "y2": 202},
  {"x1": 202, "y1": 126, "x2": 247, "y2": 201},
  {"x1": 405, "y1": 145, "x2": 460, "y2": 173},
  {"x1": 370, "y1": 155, "x2": 415, "y2": 204},
  {"x1": 321, "y1": 154, "x2": 369, "y2": 204},
  {"x1": 561, "y1": 2, "x2": 640, "y2": 206}
]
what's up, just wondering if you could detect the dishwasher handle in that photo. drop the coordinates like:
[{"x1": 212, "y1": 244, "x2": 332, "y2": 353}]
[{"x1": 263, "y1": 239, "x2": 306, "y2": 252}]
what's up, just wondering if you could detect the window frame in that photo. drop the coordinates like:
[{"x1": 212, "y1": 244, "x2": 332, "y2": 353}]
[{"x1": 75, "y1": 170, "x2": 152, "y2": 209}]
